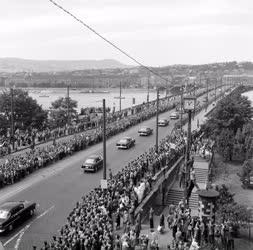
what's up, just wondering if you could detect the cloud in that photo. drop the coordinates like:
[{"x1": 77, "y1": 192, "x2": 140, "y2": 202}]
[{"x1": 0, "y1": 0, "x2": 253, "y2": 65}]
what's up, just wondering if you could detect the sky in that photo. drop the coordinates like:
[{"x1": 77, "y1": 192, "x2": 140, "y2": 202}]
[{"x1": 1, "y1": 0, "x2": 253, "y2": 66}]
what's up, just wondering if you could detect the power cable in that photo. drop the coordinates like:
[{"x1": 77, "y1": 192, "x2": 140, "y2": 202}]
[{"x1": 48, "y1": 0, "x2": 168, "y2": 83}]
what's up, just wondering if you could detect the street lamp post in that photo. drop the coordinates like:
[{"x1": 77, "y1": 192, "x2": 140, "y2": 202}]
[
  {"x1": 180, "y1": 86, "x2": 184, "y2": 132},
  {"x1": 147, "y1": 75, "x2": 150, "y2": 106},
  {"x1": 215, "y1": 78, "x2": 217, "y2": 103},
  {"x1": 10, "y1": 88, "x2": 14, "y2": 150},
  {"x1": 67, "y1": 86, "x2": 70, "y2": 125},
  {"x1": 206, "y1": 78, "x2": 209, "y2": 111},
  {"x1": 102, "y1": 99, "x2": 107, "y2": 180},
  {"x1": 155, "y1": 88, "x2": 159, "y2": 153},
  {"x1": 119, "y1": 81, "x2": 122, "y2": 112},
  {"x1": 114, "y1": 82, "x2": 125, "y2": 112},
  {"x1": 183, "y1": 95, "x2": 196, "y2": 204},
  {"x1": 155, "y1": 89, "x2": 159, "y2": 153}
]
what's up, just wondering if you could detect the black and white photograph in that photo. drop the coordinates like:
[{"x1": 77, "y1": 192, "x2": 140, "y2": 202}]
[{"x1": 0, "y1": 0, "x2": 253, "y2": 249}]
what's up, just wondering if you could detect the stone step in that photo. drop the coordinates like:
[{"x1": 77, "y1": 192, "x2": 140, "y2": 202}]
[{"x1": 166, "y1": 189, "x2": 199, "y2": 209}]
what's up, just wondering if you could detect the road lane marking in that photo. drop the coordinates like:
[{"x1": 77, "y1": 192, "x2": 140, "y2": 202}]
[
  {"x1": 14, "y1": 225, "x2": 30, "y2": 250},
  {"x1": 4, "y1": 228, "x2": 24, "y2": 247},
  {"x1": 3, "y1": 205, "x2": 55, "y2": 249},
  {"x1": 36, "y1": 205, "x2": 54, "y2": 219}
]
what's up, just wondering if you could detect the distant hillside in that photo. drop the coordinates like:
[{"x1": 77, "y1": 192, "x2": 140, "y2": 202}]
[{"x1": 0, "y1": 58, "x2": 130, "y2": 72}]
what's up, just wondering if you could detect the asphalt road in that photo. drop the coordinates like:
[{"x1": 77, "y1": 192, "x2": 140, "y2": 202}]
[{"x1": 0, "y1": 88, "x2": 226, "y2": 250}]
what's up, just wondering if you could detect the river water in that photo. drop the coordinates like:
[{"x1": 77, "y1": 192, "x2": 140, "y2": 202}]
[{"x1": 27, "y1": 88, "x2": 167, "y2": 112}]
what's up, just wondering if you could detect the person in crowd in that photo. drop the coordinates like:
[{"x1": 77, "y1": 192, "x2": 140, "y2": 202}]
[
  {"x1": 158, "y1": 214, "x2": 165, "y2": 234},
  {"x1": 149, "y1": 207, "x2": 154, "y2": 231}
]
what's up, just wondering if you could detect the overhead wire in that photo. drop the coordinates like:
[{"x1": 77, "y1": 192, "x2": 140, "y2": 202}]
[{"x1": 48, "y1": 0, "x2": 168, "y2": 83}]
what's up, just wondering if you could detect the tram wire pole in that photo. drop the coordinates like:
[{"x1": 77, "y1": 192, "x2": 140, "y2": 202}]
[
  {"x1": 155, "y1": 89, "x2": 159, "y2": 153},
  {"x1": 67, "y1": 85, "x2": 70, "y2": 125},
  {"x1": 180, "y1": 86, "x2": 183, "y2": 132},
  {"x1": 103, "y1": 99, "x2": 107, "y2": 180},
  {"x1": 10, "y1": 88, "x2": 14, "y2": 150},
  {"x1": 119, "y1": 81, "x2": 122, "y2": 112},
  {"x1": 147, "y1": 75, "x2": 150, "y2": 106}
]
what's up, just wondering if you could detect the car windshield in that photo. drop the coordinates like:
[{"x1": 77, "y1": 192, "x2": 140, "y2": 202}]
[
  {"x1": 139, "y1": 128, "x2": 148, "y2": 131},
  {"x1": 120, "y1": 139, "x2": 129, "y2": 143},
  {"x1": 0, "y1": 210, "x2": 9, "y2": 219},
  {"x1": 85, "y1": 158, "x2": 96, "y2": 164}
]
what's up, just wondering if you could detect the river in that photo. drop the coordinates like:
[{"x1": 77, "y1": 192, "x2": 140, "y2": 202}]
[{"x1": 25, "y1": 88, "x2": 166, "y2": 112}]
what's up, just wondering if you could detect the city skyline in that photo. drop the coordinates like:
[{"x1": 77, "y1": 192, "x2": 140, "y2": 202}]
[{"x1": 1, "y1": 0, "x2": 253, "y2": 67}]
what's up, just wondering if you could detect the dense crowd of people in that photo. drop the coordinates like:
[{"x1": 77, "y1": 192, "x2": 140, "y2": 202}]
[
  {"x1": 158, "y1": 199, "x2": 235, "y2": 250},
  {"x1": 0, "y1": 87, "x2": 229, "y2": 250},
  {"x1": 0, "y1": 95, "x2": 178, "y2": 187},
  {"x1": 0, "y1": 87, "x2": 225, "y2": 191},
  {"x1": 35, "y1": 127, "x2": 186, "y2": 250},
  {"x1": 0, "y1": 88, "x2": 211, "y2": 157}
]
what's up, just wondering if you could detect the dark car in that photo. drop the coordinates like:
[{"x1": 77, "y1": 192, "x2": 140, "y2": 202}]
[
  {"x1": 81, "y1": 155, "x2": 103, "y2": 172},
  {"x1": 0, "y1": 201, "x2": 36, "y2": 233},
  {"x1": 170, "y1": 112, "x2": 180, "y2": 120},
  {"x1": 158, "y1": 119, "x2": 169, "y2": 127},
  {"x1": 116, "y1": 137, "x2": 135, "y2": 149},
  {"x1": 138, "y1": 127, "x2": 153, "y2": 136}
]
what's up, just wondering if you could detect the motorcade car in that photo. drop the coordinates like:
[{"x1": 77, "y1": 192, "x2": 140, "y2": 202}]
[
  {"x1": 158, "y1": 119, "x2": 169, "y2": 127},
  {"x1": 116, "y1": 137, "x2": 135, "y2": 149},
  {"x1": 0, "y1": 201, "x2": 36, "y2": 233},
  {"x1": 170, "y1": 111, "x2": 180, "y2": 120},
  {"x1": 81, "y1": 155, "x2": 103, "y2": 172},
  {"x1": 138, "y1": 127, "x2": 153, "y2": 136}
]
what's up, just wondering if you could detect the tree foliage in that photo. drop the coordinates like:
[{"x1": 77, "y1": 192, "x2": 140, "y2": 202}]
[
  {"x1": 0, "y1": 89, "x2": 47, "y2": 131},
  {"x1": 49, "y1": 97, "x2": 77, "y2": 127},
  {"x1": 206, "y1": 91, "x2": 252, "y2": 135},
  {"x1": 215, "y1": 185, "x2": 251, "y2": 226},
  {"x1": 203, "y1": 87, "x2": 253, "y2": 162},
  {"x1": 0, "y1": 114, "x2": 8, "y2": 136}
]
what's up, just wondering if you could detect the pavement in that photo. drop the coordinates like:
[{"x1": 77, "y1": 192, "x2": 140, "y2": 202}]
[{"x1": 0, "y1": 87, "x2": 229, "y2": 250}]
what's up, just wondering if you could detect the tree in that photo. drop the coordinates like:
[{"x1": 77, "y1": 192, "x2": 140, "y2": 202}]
[
  {"x1": 216, "y1": 129, "x2": 234, "y2": 161},
  {"x1": 0, "y1": 114, "x2": 8, "y2": 136},
  {"x1": 49, "y1": 97, "x2": 77, "y2": 127},
  {"x1": 205, "y1": 92, "x2": 252, "y2": 135},
  {"x1": 215, "y1": 184, "x2": 251, "y2": 233},
  {"x1": 0, "y1": 89, "x2": 47, "y2": 131}
]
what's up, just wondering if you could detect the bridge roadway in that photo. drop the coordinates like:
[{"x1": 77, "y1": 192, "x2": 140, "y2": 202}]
[{"x1": 0, "y1": 89, "x2": 221, "y2": 249}]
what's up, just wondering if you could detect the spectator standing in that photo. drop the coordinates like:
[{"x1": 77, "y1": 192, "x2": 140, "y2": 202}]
[{"x1": 149, "y1": 207, "x2": 154, "y2": 231}]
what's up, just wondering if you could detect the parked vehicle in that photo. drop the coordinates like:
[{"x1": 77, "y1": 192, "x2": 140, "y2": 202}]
[
  {"x1": 0, "y1": 201, "x2": 36, "y2": 233},
  {"x1": 158, "y1": 119, "x2": 169, "y2": 127},
  {"x1": 81, "y1": 155, "x2": 103, "y2": 172},
  {"x1": 138, "y1": 127, "x2": 153, "y2": 136},
  {"x1": 116, "y1": 137, "x2": 135, "y2": 149}
]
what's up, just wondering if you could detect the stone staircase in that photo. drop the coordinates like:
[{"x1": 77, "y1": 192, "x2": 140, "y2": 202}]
[
  {"x1": 166, "y1": 189, "x2": 199, "y2": 209},
  {"x1": 195, "y1": 168, "x2": 208, "y2": 184},
  {"x1": 165, "y1": 154, "x2": 209, "y2": 210}
]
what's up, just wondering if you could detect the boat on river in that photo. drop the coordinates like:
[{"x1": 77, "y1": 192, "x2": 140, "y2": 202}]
[{"x1": 79, "y1": 89, "x2": 110, "y2": 94}]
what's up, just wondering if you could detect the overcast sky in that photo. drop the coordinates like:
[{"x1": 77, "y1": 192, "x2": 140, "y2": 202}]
[{"x1": 1, "y1": 0, "x2": 253, "y2": 66}]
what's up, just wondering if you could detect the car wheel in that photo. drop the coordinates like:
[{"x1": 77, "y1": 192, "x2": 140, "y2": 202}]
[{"x1": 8, "y1": 224, "x2": 13, "y2": 232}]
